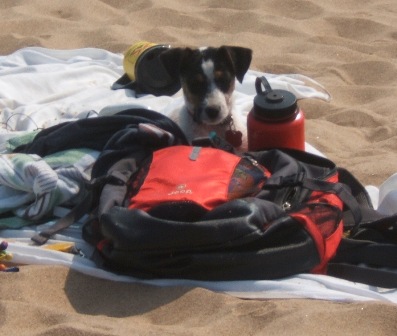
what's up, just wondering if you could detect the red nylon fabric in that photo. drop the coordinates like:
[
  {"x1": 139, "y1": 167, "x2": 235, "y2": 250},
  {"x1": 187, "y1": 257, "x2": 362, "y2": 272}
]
[
  {"x1": 291, "y1": 212, "x2": 343, "y2": 274},
  {"x1": 290, "y1": 173, "x2": 344, "y2": 274},
  {"x1": 129, "y1": 146, "x2": 241, "y2": 211}
]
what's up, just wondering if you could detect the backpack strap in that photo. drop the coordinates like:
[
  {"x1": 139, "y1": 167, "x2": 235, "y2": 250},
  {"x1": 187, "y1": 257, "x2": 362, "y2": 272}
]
[
  {"x1": 337, "y1": 167, "x2": 373, "y2": 208},
  {"x1": 301, "y1": 178, "x2": 363, "y2": 226},
  {"x1": 327, "y1": 262, "x2": 397, "y2": 288},
  {"x1": 329, "y1": 212, "x2": 397, "y2": 287},
  {"x1": 30, "y1": 171, "x2": 130, "y2": 245},
  {"x1": 264, "y1": 172, "x2": 363, "y2": 226},
  {"x1": 31, "y1": 188, "x2": 94, "y2": 245}
]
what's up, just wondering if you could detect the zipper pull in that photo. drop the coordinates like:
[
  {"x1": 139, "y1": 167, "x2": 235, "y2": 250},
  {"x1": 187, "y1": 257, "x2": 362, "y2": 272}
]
[
  {"x1": 189, "y1": 146, "x2": 201, "y2": 161},
  {"x1": 245, "y1": 156, "x2": 259, "y2": 166}
]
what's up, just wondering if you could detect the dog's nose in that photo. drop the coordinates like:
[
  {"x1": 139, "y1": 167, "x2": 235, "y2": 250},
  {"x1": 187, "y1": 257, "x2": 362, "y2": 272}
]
[{"x1": 205, "y1": 107, "x2": 220, "y2": 119}]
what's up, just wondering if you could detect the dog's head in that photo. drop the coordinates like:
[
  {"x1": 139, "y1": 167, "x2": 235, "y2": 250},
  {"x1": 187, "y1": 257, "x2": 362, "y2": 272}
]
[{"x1": 160, "y1": 46, "x2": 252, "y2": 125}]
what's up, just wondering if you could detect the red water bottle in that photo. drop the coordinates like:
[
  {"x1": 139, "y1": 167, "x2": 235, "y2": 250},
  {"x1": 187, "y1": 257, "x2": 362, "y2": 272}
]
[{"x1": 247, "y1": 76, "x2": 305, "y2": 151}]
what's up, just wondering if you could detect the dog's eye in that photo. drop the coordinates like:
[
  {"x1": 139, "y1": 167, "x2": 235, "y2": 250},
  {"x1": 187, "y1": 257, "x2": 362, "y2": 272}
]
[
  {"x1": 214, "y1": 71, "x2": 232, "y2": 92},
  {"x1": 214, "y1": 71, "x2": 225, "y2": 81},
  {"x1": 194, "y1": 74, "x2": 205, "y2": 84}
]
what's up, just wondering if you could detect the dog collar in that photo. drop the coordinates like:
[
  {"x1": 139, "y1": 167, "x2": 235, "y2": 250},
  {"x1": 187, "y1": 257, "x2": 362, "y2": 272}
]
[
  {"x1": 189, "y1": 110, "x2": 242, "y2": 148},
  {"x1": 220, "y1": 114, "x2": 233, "y2": 126},
  {"x1": 224, "y1": 115, "x2": 243, "y2": 148}
]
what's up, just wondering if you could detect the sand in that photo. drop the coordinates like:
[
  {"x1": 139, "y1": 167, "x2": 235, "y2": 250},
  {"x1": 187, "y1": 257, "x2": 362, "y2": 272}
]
[{"x1": 0, "y1": 0, "x2": 397, "y2": 335}]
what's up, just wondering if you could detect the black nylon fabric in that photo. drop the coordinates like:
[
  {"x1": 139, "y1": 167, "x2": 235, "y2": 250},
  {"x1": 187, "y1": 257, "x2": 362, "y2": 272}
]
[
  {"x1": 97, "y1": 198, "x2": 319, "y2": 280},
  {"x1": 102, "y1": 198, "x2": 284, "y2": 251},
  {"x1": 89, "y1": 149, "x2": 342, "y2": 280},
  {"x1": 332, "y1": 238, "x2": 397, "y2": 268},
  {"x1": 13, "y1": 109, "x2": 188, "y2": 166},
  {"x1": 13, "y1": 108, "x2": 189, "y2": 180},
  {"x1": 248, "y1": 149, "x2": 337, "y2": 207}
]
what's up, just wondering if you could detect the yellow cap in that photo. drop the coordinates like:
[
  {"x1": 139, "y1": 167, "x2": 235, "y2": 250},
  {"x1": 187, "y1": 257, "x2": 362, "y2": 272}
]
[{"x1": 123, "y1": 41, "x2": 157, "y2": 81}]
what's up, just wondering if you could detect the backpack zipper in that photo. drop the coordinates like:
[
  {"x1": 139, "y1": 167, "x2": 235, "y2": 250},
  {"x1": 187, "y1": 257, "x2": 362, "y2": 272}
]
[
  {"x1": 282, "y1": 162, "x2": 339, "y2": 211},
  {"x1": 282, "y1": 186, "x2": 298, "y2": 211},
  {"x1": 281, "y1": 162, "x2": 305, "y2": 211}
]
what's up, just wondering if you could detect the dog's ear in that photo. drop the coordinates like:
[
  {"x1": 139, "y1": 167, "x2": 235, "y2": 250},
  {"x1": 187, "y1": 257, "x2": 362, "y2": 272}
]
[
  {"x1": 220, "y1": 46, "x2": 253, "y2": 83},
  {"x1": 160, "y1": 48, "x2": 190, "y2": 78}
]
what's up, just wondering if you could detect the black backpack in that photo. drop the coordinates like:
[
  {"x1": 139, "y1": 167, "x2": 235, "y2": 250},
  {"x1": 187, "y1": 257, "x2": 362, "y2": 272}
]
[{"x1": 17, "y1": 108, "x2": 397, "y2": 287}]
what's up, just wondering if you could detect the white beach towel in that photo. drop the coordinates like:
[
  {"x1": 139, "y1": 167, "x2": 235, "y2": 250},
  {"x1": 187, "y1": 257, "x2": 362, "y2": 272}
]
[{"x1": 0, "y1": 47, "x2": 396, "y2": 304}]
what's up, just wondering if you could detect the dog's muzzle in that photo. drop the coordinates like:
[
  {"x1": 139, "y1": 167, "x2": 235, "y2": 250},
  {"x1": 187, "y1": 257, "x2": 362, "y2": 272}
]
[
  {"x1": 205, "y1": 106, "x2": 220, "y2": 120},
  {"x1": 191, "y1": 106, "x2": 230, "y2": 125},
  {"x1": 191, "y1": 107, "x2": 233, "y2": 128}
]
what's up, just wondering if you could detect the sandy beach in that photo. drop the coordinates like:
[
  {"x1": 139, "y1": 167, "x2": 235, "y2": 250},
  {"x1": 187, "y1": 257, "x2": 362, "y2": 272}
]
[{"x1": 1, "y1": 0, "x2": 397, "y2": 335}]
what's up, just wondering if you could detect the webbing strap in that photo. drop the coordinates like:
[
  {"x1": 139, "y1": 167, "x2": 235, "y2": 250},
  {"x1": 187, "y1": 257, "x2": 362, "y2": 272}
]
[
  {"x1": 263, "y1": 173, "x2": 305, "y2": 189},
  {"x1": 31, "y1": 191, "x2": 93, "y2": 245},
  {"x1": 264, "y1": 174, "x2": 362, "y2": 226},
  {"x1": 30, "y1": 171, "x2": 131, "y2": 245},
  {"x1": 302, "y1": 179, "x2": 362, "y2": 226},
  {"x1": 328, "y1": 263, "x2": 397, "y2": 288}
]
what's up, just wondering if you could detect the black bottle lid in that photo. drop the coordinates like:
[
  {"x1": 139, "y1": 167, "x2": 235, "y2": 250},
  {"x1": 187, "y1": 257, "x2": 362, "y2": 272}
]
[{"x1": 253, "y1": 77, "x2": 297, "y2": 120}]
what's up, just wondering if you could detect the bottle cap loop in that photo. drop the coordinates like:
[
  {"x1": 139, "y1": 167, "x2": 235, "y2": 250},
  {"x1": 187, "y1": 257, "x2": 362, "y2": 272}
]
[{"x1": 254, "y1": 76, "x2": 298, "y2": 120}]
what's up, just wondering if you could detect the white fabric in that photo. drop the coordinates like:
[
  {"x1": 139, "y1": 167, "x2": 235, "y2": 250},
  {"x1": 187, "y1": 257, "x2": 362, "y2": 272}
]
[
  {"x1": 0, "y1": 47, "x2": 396, "y2": 303},
  {"x1": 0, "y1": 47, "x2": 331, "y2": 135},
  {"x1": 0, "y1": 149, "x2": 98, "y2": 220}
]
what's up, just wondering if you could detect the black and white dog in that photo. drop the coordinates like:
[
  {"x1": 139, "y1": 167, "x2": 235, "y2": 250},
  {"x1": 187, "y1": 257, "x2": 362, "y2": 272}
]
[{"x1": 160, "y1": 46, "x2": 252, "y2": 149}]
